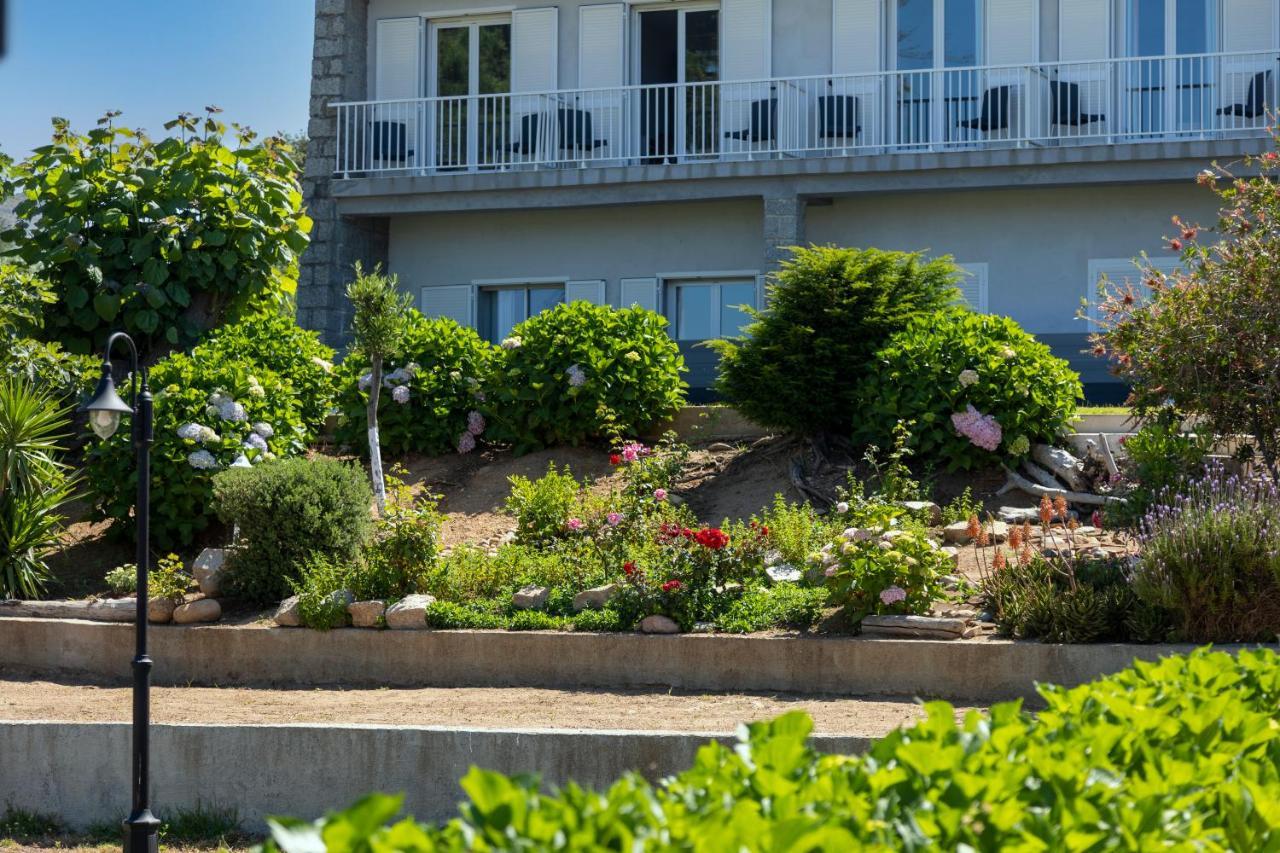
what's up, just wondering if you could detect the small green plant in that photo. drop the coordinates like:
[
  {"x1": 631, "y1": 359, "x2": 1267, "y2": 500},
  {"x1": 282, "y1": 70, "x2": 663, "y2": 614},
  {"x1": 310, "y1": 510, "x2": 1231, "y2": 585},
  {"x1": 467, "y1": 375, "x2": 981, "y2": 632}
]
[
  {"x1": 716, "y1": 584, "x2": 826, "y2": 634},
  {"x1": 861, "y1": 420, "x2": 923, "y2": 501},
  {"x1": 755, "y1": 495, "x2": 834, "y2": 567},
  {"x1": 570, "y1": 607, "x2": 627, "y2": 632},
  {"x1": 0, "y1": 263, "x2": 96, "y2": 398},
  {"x1": 160, "y1": 804, "x2": 242, "y2": 845},
  {"x1": 103, "y1": 553, "x2": 191, "y2": 601},
  {"x1": 505, "y1": 463, "x2": 580, "y2": 546},
  {"x1": 356, "y1": 469, "x2": 442, "y2": 601},
  {"x1": 1107, "y1": 410, "x2": 1211, "y2": 528},
  {"x1": 214, "y1": 456, "x2": 372, "y2": 605},
  {"x1": 425, "y1": 599, "x2": 509, "y2": 630},
  {"x1": 941, "y1": 487, "x2": 983, "y2": 525},
  {"x1": 292, "y1": 555, "x2": 353, "y2": 631}
]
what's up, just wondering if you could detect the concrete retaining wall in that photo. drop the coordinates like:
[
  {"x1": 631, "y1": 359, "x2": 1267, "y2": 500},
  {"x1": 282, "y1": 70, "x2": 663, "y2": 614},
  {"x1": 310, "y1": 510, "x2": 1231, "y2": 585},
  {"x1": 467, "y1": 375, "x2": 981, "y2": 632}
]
[
  {"x1": 0, "y1": 720, "x2": 869, "y2": 830},
  {"x1": 0, "y1": 618, "x2": 1203, "y2": 702}
]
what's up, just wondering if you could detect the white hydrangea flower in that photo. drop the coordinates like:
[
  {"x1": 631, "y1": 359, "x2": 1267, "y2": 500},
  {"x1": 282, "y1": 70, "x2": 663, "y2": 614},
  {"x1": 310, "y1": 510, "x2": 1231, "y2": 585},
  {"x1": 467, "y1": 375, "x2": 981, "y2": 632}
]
[
  {"x1": 198, "y1": 426, "x2": 220, "y2": 444},
  {"x1": 262, "y1": 451, "x2": 277, "y2": 462},
  {"x1": 958, "y1": 369, "x2": 979, "y2": 387},
  {"x1": 252, "y1": 422, "x2": 274, "y2": 439},
  {"x1": 248, "y1": 383, "x2": 266, "y2": 398},
  {"x1": 404, "y1": 363, "x2": 420, "y2": 377},
  {"x1": 187, "y1": 450, "x2": 218, "y2": 470},
  {"x1": 244, "y1": 433, "x2": 268, "y2": 453},
  {"x1": 205, "y1": 405, "x2": 220, "y2": 420},
  {"x1": 449, "y1": 370, "x2": 462, "y2": 382},
  {"x1": 566, "y1": 364, "x2": 586, "y2": 387},
  {"x1": 501, "y1": 336, "x2": 522, "y2": 351},
  {"x1": 217, "y1": 400, "x2": 248, "y2": 422},
  {"x1": 176, "y1": 423, "x2": 203, "y2": 441},
  {"x1": 392, "y1": 385, "x2": 411, "y2": 405}
]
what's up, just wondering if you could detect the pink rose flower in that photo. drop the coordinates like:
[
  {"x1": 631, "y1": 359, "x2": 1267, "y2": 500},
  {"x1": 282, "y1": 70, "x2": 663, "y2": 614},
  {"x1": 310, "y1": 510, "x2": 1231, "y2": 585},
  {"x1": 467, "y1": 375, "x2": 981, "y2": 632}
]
[
  {"x1": 653, "y1": 488, "x2": 667, "y2": 501},
  {"x1": 566, "y1": 518, "x2": 584, "y2": 531},
  {"x1": 606, "y1": 512, "x2": 623, "y2": 526}
]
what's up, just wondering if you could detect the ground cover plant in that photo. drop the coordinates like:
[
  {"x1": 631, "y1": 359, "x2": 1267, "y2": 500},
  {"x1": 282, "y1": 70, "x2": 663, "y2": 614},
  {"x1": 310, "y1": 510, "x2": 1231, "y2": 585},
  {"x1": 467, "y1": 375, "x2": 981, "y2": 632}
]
[{"x1": 263, "y1": 647, "x2": 1280, "y2": 851}]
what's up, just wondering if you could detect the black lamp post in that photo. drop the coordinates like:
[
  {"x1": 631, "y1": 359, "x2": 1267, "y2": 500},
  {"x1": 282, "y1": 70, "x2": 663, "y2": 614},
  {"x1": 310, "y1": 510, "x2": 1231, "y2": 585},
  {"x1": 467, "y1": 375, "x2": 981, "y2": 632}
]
[{"x1": 84, "y1": 331, "x2": 160, "y2": 853}]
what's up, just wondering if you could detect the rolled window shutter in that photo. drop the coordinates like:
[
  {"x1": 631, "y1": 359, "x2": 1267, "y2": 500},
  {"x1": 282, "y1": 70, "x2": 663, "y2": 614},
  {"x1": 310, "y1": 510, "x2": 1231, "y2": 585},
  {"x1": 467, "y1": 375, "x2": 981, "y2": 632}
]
[
  {"x1": 565, "y1": 279, "x2": 606, "y2": 304},
  {"x1": 954, "y1": 263, "x2": 989, "y2": 313},
  {"x1": 579, "y1": 4, "x2": 625, "y2": 87},
  {"x1": 420, "y1": 285, "x2": 475, "y2": 328},
  {"x1": 620, "y1": 278, "x2": 660, "y2": 312},
  {"x1": 1222, "y1": 0, "x2": 1275, "y2": 52},
  {"x1": 722, "y1": 0, "x2": 771, "y2": 80},
  {"x1": 1059, "y1": 0, "x2": 1111, "y2": 61},
  {"x1": 833, "y1": 0, "x2": 881, "y2": 74},
  {"x1": 985, "y1": 0, "x2": 1037, "y2": 64},
  {"x1": 512, "y1": 7, "x2": 559, "y2": 93},
  {"x1": 376, "y1": 18, "x2": 421, "y2": 100}
]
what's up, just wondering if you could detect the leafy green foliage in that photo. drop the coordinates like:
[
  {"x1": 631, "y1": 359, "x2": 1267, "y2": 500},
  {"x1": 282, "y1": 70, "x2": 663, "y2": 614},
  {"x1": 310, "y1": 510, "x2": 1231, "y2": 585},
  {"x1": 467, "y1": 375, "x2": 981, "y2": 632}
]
[
  {"x1": 708, "y1": 246, "x2": 960, "y2": 436},
  {"x1": 102, "y1": 553, "x2": 191, "y2": 602},
  {"x1": 715, "y1": 583, "x2": 826, "y2": 633},
  {"x1": 1106, "y1": 411, "x2": 1211, "y2": 528},
  {"x1": 354, "y1": 473, "x2": 442, "y2": 601},
  {"x1": 0, "y1": 110, "x2": 311, "y2": 356},
  {"x1": 856, "y1": 310, "x2": 1082, "y2": 471},
  {"x1": 1093, "y1": 138, "x2": 1280, "y2": 480},
  {"x1": 0, "y1": 379, "x2": 77, "y2": 599},
  {"x1": 505, "y1": 463, "x2": 580, "y2": 546},
  {"x1": 941, "y1": 486, "x2": 983, "y2": 525},
  {"x1": 84, "y1": 349, "x2": 308, "y2": 548},
  {"x1": 334, "y1": 310, "x2": 494, "y2": 457},
  {"x1": 483, "y1": 302, "x2": 687, "y2": 453},
  {"x1": 213, "y1": 457, "x2": 372, "y2": 604},
  {"x1": 753, "y1": 494, "x2": 837, "y2": 568},
  {"x1": 264, "y1": 648, "x2": 1280, "y2": 852},
  {"x1": 196, "y1": 309, "x2": 336, "y2": 439},
  {"x1": 292, "y1": 555, "x2": 353, "y2": 631},
  {"x1": 0, "y1": 263, "x2": 96, "y2": 398}
]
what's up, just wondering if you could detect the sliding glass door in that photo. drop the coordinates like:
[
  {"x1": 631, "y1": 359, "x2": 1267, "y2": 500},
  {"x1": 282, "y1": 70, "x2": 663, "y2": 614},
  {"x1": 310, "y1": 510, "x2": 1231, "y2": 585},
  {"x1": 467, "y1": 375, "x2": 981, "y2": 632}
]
[
  {"x1": 1125, "y1": 0, "x2": 1218, "y2": 135},
  {"x1": 637, "y1": 5, "x2": 720, "y2": 161},
  {"x1": 895, "y1": 0, "x2": 981, "y2": 146},
  {"x1": 431, "y1": 18, "x2": 511, "y2": 169}
]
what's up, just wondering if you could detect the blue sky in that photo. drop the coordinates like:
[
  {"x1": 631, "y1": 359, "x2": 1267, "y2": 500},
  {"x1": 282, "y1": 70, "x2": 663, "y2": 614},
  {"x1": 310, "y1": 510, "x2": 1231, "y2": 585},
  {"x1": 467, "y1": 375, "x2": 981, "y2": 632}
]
[{"x1": 0, "y1": 1, "x2": 314, "y2": 157}]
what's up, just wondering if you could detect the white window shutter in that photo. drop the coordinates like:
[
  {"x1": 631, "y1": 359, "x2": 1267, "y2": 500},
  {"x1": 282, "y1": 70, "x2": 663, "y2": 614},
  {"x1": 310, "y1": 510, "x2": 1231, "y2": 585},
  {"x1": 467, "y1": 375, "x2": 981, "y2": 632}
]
[
  {"x1": 620, "y1": 278, "x2": 660, "y2": 312},
  {"x1": 512, "y1": 8, "x2": 559, "y2": 93},
  {"x1": 1059, "y1": 0, "x2": 1111, "y2": 61},
  {"x1": 985, "y1": 0, "x2": 1037, "y2": 64},
  {"x1": 565, "y1": 279, "x2": 606, "y2": 305},
  {"x1": 722, "y1": 0, "x2": 771, "y2": 80},
  {"x1": 1222, "y1": 0, "x2": 1275, "y2": 52},
  {"x1": 833, "y1": 0, "x2": 881, "y2": 74},
  {"x1": 420, "y1": 285, "x2": 475, "y2": 329},
  {"x1": 375, "y1": 18, "x2": 421, "y2": 100},
  {"x1": 954, "y1": 263, "x2": 989, "y2": 313},
  {"x1": 579, "y1": 4, "x2": 625, "y2": 87}
]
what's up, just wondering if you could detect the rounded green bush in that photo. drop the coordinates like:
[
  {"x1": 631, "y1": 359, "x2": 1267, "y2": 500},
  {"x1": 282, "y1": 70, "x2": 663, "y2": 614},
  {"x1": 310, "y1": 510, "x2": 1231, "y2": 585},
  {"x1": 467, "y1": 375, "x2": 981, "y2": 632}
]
[
  {"x1": 708, "y1": 246, "x2": 960, "y2": 436},
  {"x1": 84, "y1": 351, "x2": 309, "y2": 548},
  {"x1": 213, "y1": 456, "x2": 372, "y2": 605},
  {"x1": 333, "y1": 311, "x2": 495, "y2": 457},
  {"x1": 855, "y1": 310, "x2": 1082, "y2": 471},
  {"x1": 196, "y1": 310, "x2": 336, "y2": 439},
  {"x1": 483, "y1": 302, "x2": 687, "y2": 453}
]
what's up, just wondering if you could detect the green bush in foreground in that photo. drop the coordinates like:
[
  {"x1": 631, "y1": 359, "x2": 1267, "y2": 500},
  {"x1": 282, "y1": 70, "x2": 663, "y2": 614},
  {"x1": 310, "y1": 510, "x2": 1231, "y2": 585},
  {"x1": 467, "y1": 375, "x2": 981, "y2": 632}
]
[{"x1": 263, "y1": 647, "x2": 1280, "y2": 851}]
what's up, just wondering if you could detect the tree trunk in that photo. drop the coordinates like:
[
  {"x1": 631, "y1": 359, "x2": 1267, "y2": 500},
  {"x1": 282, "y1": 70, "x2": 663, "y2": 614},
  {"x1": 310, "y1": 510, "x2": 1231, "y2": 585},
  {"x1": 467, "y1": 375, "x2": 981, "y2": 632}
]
[{"x1": 367, "y1": 357, "x2": 386, "y2": 515}]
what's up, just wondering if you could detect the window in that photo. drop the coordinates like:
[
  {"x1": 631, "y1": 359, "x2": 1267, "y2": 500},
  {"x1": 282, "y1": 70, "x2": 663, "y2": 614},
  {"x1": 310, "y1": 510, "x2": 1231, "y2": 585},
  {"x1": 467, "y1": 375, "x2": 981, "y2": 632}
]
[
  {"x1": 671, "y1": 280, "x2": 758, "y2": 341},
  {"x1": 1086, "y1": 256, "x2": 1181, "y2": 327},
  {"x1": 954, "y1": 262, "x2": 989, "y2": 313},
  {"x1": 894, "y1": 0, "x2": 984, "y2": 145},
  {"x1": 1123, "y1": 0, "x2": 1219, "y2": 133},
  {"x1": 479, "y1": 285, "x2": 564, "y2": 342}
]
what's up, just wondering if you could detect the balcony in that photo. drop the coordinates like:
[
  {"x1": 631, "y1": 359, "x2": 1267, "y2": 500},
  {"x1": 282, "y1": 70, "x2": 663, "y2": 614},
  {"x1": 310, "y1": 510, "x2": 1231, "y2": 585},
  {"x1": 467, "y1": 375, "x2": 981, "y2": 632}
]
[{"x1": 332, "y1": 51, "x2": 1276, "y2": 181}]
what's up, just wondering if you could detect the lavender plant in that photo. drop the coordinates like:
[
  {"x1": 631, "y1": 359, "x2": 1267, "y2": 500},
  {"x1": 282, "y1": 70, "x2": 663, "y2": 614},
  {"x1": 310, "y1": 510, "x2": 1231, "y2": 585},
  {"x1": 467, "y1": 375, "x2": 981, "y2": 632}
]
[{"x1": 1133, "y1": 465, "x2": 1280, "y2": 642}]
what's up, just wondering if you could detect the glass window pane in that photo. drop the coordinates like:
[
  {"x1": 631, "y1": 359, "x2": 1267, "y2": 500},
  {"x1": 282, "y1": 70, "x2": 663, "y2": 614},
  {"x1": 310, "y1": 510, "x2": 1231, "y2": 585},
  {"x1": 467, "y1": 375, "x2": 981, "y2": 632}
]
[
  {"x1": 678, "y1": 286, "x2": 714, "y2": 340},
  {"x1": 944, "y1": 0, "x2": 978, "y2": 67},
  {"x1": 493, "y1": 289, "x2": 525, "y2": 342},
  {"x1": 478, "y1": 24, "x2": 511, "y2": 95},
  {"x1": 436, "y1": 27, "x2": 470, "y2": 96},
  {"x1": 685, "y1": 11, "x2": 720, "y2": 83},
  {"x1": 528, "y1": 287, "x2": 564, "y2": 319},
  {"x1": 897, "y1": 0, "x2": 934, "y2": 71},
  {"x1": 719, "y1": 284, "x2": 756, "y2": 337},
  {"x1": 1127, "y1": 0, "x2": 1165, "y2": 56},
  {"x1": 1175, "y1": 0, "x2": 1213, "y2": 54}
]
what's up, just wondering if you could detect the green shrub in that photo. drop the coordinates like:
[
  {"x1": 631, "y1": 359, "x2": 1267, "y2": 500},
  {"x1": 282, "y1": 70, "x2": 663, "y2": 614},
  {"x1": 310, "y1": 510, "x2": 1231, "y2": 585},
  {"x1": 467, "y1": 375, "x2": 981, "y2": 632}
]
[
  {"x1": 85, "y1": 349, "x2": 309, "y2": 548},
  {"x1": 505, "y1": 463, "x2": 580, "y2": 546},
  {"x1": 755, "y1": 494, "x2": 834, "y2": 567},
  {"x1": 353, "y1": 476, "x2": 442, "y2": 601},
  {"x1": 1, "y1": 111, "x2": 310, "y2": 357},
  {"x1": 102, "y1": 553, "x2": 191, "y2": 602},
  {"x1": 196, "y1": 310, "x2": 336, "y2": 438},
  {"x1": 715, "y1": 584, "x2": 826, "y2": 634},
  {"x1": 424, "y1": 599, "x2": 508, "y2": 630},
  {"x1": 1133, "y1": 466, "x2": 1280, "y2": 642},
  {"x1": 0, "y1": 264, "x2": 96, "y2": 399},
  {"x1": 0, "y1": 379, "x2": 77, "y2": 599},
  {"x1": 291, "y1": 555, "x2": 352, "y2": 631},
  {"x1": 856, "y1": 310, "x2": 1082, "y2": 471},
  {"x1": 262, "y1": 648, "x2": 1280, "y2": 851},
  {"x1": 483, "y1": 302, "x2": 686, "y2": 453},
  {"x1": 1106, "y1": 411, "x2": 1211, "y2": 528},
  {"x1": 334, "y1": 311, "x2": 494, "y2": 457},
  {"x1": 570, "y1": 607, "x2": 627, "y2": 632},
  {"x1": 708, "y1": 246, "x2": 959, "y2": 436},
  {"x1": 213, "y1": 456, "x2": 372, "y2": 604}
]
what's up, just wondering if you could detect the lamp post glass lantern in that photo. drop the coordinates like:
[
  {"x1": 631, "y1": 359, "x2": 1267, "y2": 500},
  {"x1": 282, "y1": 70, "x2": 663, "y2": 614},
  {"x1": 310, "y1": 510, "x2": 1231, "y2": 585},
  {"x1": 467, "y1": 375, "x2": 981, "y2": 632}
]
[{"x1": 83, "y1": 331, "x2": 160, "y2": 853}]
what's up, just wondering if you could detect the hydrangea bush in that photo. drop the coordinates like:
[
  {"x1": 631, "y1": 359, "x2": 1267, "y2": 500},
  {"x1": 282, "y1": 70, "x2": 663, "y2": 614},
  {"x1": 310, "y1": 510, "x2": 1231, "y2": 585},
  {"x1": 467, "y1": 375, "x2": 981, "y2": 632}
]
[
  {"x1": 483, "y1": 302, "x2": 687, "y2": 454},
  {"x1": 334, "y1": 312, "x2": 494, "y2": 457},
  {"x1": 855, "y1": 310, "x2": 1082, "y2": 471},
  {"x1": 85, "y1": 351, "x2": 307, "y2": 547}
]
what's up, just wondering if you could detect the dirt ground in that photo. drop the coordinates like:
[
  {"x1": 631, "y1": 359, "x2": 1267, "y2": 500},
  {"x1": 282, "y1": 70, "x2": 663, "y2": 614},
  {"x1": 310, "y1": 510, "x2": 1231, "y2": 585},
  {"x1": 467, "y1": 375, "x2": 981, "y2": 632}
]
[{"x1": 0, "y1": 670, "x2": 974, "y2": 736}]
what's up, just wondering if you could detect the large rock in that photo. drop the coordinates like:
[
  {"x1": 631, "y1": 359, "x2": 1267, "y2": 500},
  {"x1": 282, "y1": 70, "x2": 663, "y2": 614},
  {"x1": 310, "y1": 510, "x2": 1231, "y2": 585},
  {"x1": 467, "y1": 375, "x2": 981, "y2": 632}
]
[
  {"x1": 192, "y1": 548, "x2": 227, "y2": 597},
  {"x1": 640, "y1": 614, "x2": 681, "y2": 634},
  {"x1": 274, "y1": 595, "x2": 302, "y2": 627},
  {"x1": 765, "y1": 564, "x2": 803, "y2": 584},
  {"x1": 385, "y1": 594, "x2": 435, "y2": 629},
  {"x1": 512, "y1": 585, "x2": 550, "y2": 610},
  {"x1": 901, "y1": 500, "x2": 943, "y2": 526},
  {"x1": 942, "y1": 521, "x2": 974, "y2": 545},
  {"x1": 347, "y1": 600, "x2": 386, "y2": 628},
  {"x1": 572, "y1": 584, "x2": 619, "y2": 612},
  {"x1": 147, "y1": 597, "x2": 177, "y2": 624},
  {"x1": 172, "y1": 598, "x2": 221, "y2": 624}
]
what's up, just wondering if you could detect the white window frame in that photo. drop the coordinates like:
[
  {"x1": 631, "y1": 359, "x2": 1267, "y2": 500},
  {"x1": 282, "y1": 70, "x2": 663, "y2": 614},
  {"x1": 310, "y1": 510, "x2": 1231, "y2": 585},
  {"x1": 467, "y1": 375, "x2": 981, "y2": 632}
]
[
  {"x1": 666, "y1": 276, "x2": 759, "y2": 341},
  {"x1": 473, "y1": 277, "x2": 568, "y2": 341},
  {"x1": 890, "y1": 0, "x2": 987, "y2": 72},
  {"x1": 630, "y1": 1, "x2": 721, "y2": 87},
  {"x1": 1085, "y1": 255, "x2": 1180, "y2": 328},
  {"x1": 954, "y1": 261, "x2": 989, "y2": 312}
]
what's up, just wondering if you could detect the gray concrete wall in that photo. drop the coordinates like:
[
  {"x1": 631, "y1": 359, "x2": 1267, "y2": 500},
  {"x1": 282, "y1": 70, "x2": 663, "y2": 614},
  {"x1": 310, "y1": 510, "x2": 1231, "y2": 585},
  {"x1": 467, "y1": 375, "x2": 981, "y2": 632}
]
[
  {"x1": 0, "y1": 720, "x2": 868, "y2": 830},
  {"x1": 0, "y1": 618, "x2": 1204, "y2": 703}
]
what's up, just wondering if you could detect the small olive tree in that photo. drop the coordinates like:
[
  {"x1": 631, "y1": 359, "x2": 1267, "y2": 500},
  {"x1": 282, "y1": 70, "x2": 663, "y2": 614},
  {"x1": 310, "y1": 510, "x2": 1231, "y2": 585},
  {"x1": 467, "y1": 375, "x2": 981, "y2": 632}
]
[
  {"x1": 346, "y1": 263, "x2": 412, "y2": 512},
  {"x1": 1092, "y1": 140, "x2": 1280, "y2": 480}
]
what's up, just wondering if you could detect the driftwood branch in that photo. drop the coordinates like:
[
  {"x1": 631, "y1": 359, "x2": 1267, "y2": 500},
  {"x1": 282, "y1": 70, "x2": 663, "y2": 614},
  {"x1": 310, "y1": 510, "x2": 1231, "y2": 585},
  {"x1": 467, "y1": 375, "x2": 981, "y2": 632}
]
[{"x1": 1001, "y1": 466, "x2": 1124, "y2": 507}]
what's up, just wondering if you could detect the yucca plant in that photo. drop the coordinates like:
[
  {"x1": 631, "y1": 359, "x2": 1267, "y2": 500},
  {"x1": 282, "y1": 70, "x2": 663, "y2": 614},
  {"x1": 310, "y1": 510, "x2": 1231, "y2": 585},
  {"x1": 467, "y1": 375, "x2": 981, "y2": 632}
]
[{"x1": 0, "y1": 379, "x2": 76, "y2": 599}]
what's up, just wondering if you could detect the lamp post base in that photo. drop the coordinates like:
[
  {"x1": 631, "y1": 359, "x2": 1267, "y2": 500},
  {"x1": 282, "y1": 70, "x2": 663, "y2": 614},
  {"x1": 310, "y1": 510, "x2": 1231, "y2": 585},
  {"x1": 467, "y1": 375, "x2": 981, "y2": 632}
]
[{"x1": 124, "y1": 809, "x2": 160, "y2": 853}]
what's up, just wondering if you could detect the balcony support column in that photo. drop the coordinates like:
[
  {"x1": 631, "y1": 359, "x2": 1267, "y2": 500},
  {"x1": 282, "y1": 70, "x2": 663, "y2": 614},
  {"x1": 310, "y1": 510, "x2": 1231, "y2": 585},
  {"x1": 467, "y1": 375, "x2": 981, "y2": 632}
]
[{"x1": 763, "y1": 194, "x2": 806, "y2": 272}]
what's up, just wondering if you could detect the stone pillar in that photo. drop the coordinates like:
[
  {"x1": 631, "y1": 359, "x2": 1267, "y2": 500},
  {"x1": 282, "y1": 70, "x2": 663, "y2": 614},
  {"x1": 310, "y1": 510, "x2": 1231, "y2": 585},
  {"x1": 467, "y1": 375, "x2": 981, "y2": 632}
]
[
  {"x1": 298, "y1": 0, "x2": 389, "y2": 347},
  {"x1": 763, "y1": 193, "x2": 806, "y2": 271}
]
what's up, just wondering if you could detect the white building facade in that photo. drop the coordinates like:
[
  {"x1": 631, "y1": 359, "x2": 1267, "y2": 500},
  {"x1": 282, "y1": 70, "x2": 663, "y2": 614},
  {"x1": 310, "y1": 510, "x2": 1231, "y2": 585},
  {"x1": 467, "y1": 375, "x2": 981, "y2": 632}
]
[{"x1": 300, "y1": 0, "x2": 1279, "y2": 399}]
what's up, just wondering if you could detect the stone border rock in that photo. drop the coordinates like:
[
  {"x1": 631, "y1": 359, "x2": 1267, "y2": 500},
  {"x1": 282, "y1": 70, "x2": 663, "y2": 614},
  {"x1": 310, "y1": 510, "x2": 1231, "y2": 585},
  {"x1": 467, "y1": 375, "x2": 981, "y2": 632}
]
[{"x1": 0, "y1": 617, "x2": 1211, "y2": 703}]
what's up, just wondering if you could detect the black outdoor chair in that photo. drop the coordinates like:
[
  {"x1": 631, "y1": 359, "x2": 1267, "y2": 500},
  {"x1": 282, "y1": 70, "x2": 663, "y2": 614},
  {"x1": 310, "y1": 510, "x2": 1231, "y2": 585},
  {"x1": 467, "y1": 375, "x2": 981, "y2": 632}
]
[
  {"x1": 557, "y1": 108, "x2": 607, "y2": 157},
  {"x1": 1217, "y1": 70, "x2": 1272, "y2": 119},
  {"x1": 956, "y1": 85, "x2": 1011, "y2": 133},
  {"x1": 818, "y1": 95, "x2": 860, "y2": 140},
  {"x1": 371, "y1": 120, "x2": 410, "y2": 163},
  {"x1": 725, "y1": 98, "x2": 777, "y2": 143},
  {"x1": 1049, "y1": 80, "x2": 1106, "y2": 127},
  {"x1": 508, "y1": 113, "x2": 542, "y2": 156}
]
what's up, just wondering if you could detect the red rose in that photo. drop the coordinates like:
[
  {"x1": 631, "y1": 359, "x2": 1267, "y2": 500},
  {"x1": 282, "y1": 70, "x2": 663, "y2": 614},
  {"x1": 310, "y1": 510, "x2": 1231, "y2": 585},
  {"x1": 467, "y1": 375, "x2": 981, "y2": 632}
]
[
  {"x1": 623, "y1": 561, "x2": 637, "y2": 577},
  {"x1": 694, "y1": 528, "x2": 729, "y2": 550},
  {"x1": 661, "y1": 579, "x2": 682, "y2": 592},
  {"x1": 609, "y1": 454, "x2": 621, "y2": 465}
]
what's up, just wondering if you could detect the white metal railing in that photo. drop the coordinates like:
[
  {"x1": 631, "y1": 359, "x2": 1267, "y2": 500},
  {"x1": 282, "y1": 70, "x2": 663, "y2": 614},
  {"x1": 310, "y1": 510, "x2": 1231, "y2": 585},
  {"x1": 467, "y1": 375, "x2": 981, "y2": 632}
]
[{"x1": 332, "y1": 50, "x2": 1278, "y2": 177}]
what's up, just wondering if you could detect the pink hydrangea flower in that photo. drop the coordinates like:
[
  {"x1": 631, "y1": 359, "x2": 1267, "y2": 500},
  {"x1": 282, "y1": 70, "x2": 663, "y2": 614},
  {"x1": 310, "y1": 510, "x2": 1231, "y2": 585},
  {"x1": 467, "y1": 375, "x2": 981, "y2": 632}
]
[
  {"x1": 879, "y1": 585, "x2": 907, "y2": 606},
  {"x1": 653, "y1": 488, "x2": 668, "y2": 501},
  {"x1": 620, "y1": 441, "x2": 648, "y2": 463},
  {"x1": 456, "y1": 431, "x2": 476, "y2": 454},
  {"x1": 467, "y1": 410, "x2": 486, "y2": 436},
  {"x1": 950, "y1": 405, "x2": 1003, "y2": 452},
  {"x1": 392, "y1": 385, "x2": 410, "y2": 405}
]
